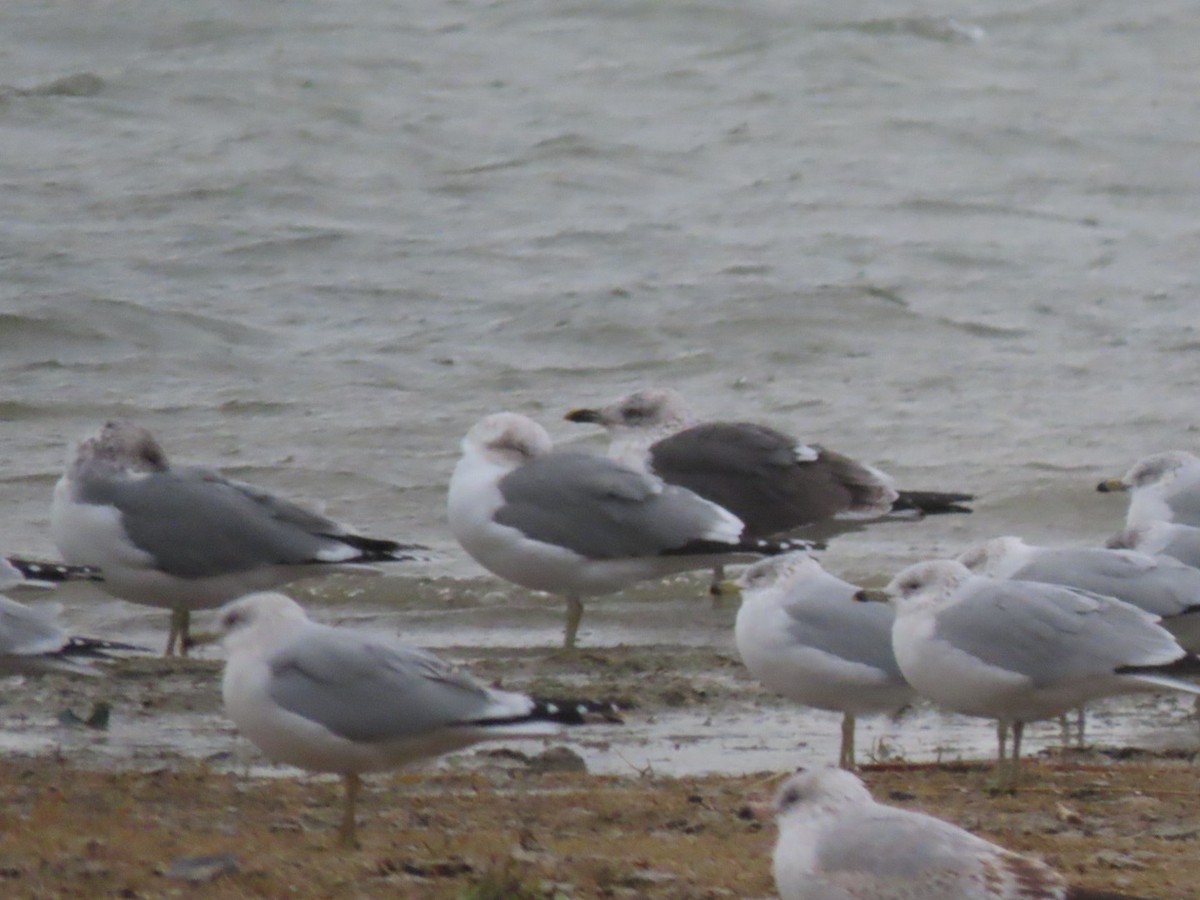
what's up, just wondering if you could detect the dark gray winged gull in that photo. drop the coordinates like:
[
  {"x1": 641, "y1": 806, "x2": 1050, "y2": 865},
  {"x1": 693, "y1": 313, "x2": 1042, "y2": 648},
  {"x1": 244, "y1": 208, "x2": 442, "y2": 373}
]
[
  {"x1": 729, "y1": 553, "x2": 913, "y2": 769},
  {"x1": 564, "y1": 388, "x2": 973, "y2": 585},
  {"x1": 857, "y1": 559, "x2": 1200, "y2": 789},
  {"x1": 1098, "y1": 450, "x2": 1200, "y2": 528},
  {"x1": 771, "y1": 767, "x2": 1156, "y2": 900},
  {"x1": 51, "y1": 421, "x2": 426, "y2": 656},
  {"x1": 219, "y1": 591, "x2": 620, "y2": 847},
  {"x1": 447, "y1": 412, "x2": 812, "y2": 648}
]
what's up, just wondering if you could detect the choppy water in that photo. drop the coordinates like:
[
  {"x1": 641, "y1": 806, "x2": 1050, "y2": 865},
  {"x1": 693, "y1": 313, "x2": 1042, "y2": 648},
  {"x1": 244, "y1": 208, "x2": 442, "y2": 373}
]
[{"x1": 2, "y1": 1, "x2": 1200, "y2": 773}]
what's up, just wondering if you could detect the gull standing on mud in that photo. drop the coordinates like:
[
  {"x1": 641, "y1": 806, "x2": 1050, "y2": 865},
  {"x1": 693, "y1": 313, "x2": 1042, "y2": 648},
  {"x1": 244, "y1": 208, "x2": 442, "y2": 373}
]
[
  {"x1": 565, "y1": 388, "x2": 972, "y2": 589},
  {"x1": 770, "y1": 767, "x2": 1155, "y2": 900},
  {"x1": 51, "y1": 420, "x2": 425, "y2": 656},
  {"x1": 729, "y1": 553, "x2": 913, "y2": 769},
  {"x1": 219, "y1": 592, "x2": 620, "y2": 847},
  {"x1": 858, "y1": 559, "x2": 1200, "y2": 789},
  {"x1": 448, "y1": 412, "x2": 809, "y2": 648}
]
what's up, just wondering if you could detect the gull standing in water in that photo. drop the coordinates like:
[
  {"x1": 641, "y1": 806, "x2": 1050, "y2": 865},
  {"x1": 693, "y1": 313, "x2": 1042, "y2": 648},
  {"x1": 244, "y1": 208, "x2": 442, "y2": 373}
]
[
  {"x1": 448, "y1": 412, "x2": 810, "y2": 648},
  {"x1": 220, "y1": 592, "x2": 620, "y2": 847},
  {"x1": 770, "y1": 767, "x2": 1155, "y2": 899},
  {"x1": 729, "y1": 553, "x2": 913, "y2": 768},
  {"x1": 858, "y1": 559, "x2": 1200, "y2": 789},
  {"x1": 52, "y1": 421, "x2": 426, "y2": 656}
]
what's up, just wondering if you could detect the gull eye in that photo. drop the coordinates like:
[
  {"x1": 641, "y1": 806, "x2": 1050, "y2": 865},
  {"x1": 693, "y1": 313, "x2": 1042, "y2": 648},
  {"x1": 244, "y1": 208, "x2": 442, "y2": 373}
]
[{"x1": 221, "y1": 609, "x2": 245, "y2": 631}]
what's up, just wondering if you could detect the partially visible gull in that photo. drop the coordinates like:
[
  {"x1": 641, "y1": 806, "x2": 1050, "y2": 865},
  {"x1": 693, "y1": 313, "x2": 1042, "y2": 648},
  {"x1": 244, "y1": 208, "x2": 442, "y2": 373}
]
[
  {"x1": 771, "y1": 767, "x2": 1156, "y2": 900},
  {"x1": 858, "y1": 559, "x2": 1200, "y2": 789},
  {"x1": 957, "y1": 535, "x2": 1200, "y2": 651},
  {"x1": 564, "y1": 388, "x2": 972, "y2": 591},
  {"x1": 1108, "y1": 519, "x2": 1200, "y2": 570},
  {"x1": 0, "y1": 560, "x2": 137, "y2": 675},
  {"x1": 730, "y1": 553, "x2": 913, "y2": 769},
  {"x1": 448, "y1": 412, "x2": 810, "y2": 648},
  {"x1": 220, "y1": 592, "x2": 620, "y2": 847},
  {"x1": 51, "y1": 421, "x2": 426, "y2": 656},
  {"x1": 1098, "y1": 451, "x2": 1200, "y2": 528}
]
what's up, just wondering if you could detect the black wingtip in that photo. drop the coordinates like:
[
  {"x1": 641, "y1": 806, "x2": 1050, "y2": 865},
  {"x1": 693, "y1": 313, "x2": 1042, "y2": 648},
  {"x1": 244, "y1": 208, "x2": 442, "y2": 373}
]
[
  {"x1": 892, "y1": 491, "x2": 975, "y2": 515},
  {"x1": 318, "y1": 534, "x2": 431, "y2": 563},
  {"x1": 4, "y1": 557, "x2": 104, "y2": 584},
  {"x1": 61, "y1": 636, "x2": 148, "y2": 659}
]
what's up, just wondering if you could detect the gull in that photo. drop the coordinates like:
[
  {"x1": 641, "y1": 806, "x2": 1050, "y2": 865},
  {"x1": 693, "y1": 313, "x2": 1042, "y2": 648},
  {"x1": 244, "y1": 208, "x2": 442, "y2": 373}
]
[
  {"x1": 957, "y1": 536, "x2": 1200, "y2": 651},
  {"x1": 565, "y1": 388, "x2": 972, "y2": 589},
  {"x1": 771, "y1": 767, "x2": 1155, "y2": 900},
  {"x1": 219, "y1": 591, "x2": 620, "y2": 847},
  {"x1": 730, "y1": 553, "x2": 913, "y2": 768},
  {"x1": 1108, "y1": 519, "x2": 1200, "y2": 570},
  {"x1": 51, "y1": 421, "x2": 426, "y2": 656},
  {"x1": 447, "y1": 412, "x2": 811, "y2": 648},
  {"x1": 1098, "y1": 450, "x2": 1200, "y2": 528},
  {"x1": 0, "y1": 558, "x2": 138, "y2": 675},
  {"x1": 857, "y1": 559, "x2": 1200, "y2": 789}
]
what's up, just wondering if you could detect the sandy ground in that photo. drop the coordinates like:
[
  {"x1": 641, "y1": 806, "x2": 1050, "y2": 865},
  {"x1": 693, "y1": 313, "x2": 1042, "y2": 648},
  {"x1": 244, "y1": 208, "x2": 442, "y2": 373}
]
[{"x1": 0, "y1": 648, "x2": 1198, "y2": 898}]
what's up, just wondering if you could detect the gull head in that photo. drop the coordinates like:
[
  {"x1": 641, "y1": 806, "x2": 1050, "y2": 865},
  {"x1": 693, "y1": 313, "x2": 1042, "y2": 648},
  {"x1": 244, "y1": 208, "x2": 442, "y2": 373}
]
[
  {"x1": 219, "y1": 591, "x2": 310, "y2": 652},
  {"x1": 565, "y1": 387, "x2": 694, "y2": 434},
  {"x1": 736, "y1": 551, "x2": 823, "y2": 594},
  {"x1": 1101, "y1": 451, "x2": 1200, "y2": 493},
  {"x1": 774, "y1": 768, "x2": 873, "y2": 821},
  {"x1": 72, "y1": 420, "x2": 169, "y2": 478},
  {"x1": 955, "y1": 536, "x2": 1030, "y2": 578},
  {"x1": 462, "y1": 413, "x2": 554, "y2": 468},
  {"x1": 879, "y1": 559, "x2": 973, "y2": 613}
]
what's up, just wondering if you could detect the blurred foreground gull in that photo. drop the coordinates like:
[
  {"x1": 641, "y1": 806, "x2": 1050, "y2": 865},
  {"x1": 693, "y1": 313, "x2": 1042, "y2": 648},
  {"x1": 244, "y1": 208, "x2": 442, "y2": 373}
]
[
  {"x1": 220, "y1": 592, "x2": 621, "y2": 847},
  {"x1": 730, "y1": 553, "x2": 913, "y2": 769},
  {"x1": 1108, "y1": 519, "x2": 1200, "y2": 570},
  {"x1": 565, "y1": 388, "x2": 972, "y2": 588},
  {"x1": 448, "y1": 412, "x2": 810, "y2": 648},
  {"x1": 771, "y1": 767, "x2": 1155, "y2": 900},
  {"x1": 858, "y1": 559, "x2": 1200, "y2": 789},
  {"x1": 51, "y1": 421, "x2": 426, "y2": 656},
  {"x1": 0, "y1": 559, "x2": 138, "y2": 675},
  {"x1": 1098, "y1": 451, "x2": 1200, "y2": 528},
  {"x1": 957, "y1": 536, "x2": 1200, "y2": 651}
]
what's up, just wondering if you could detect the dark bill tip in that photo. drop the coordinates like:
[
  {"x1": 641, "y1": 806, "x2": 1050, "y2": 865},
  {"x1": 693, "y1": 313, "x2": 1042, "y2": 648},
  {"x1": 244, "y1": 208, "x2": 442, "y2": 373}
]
[{"x1": 564, "y1": 408, "x2": 603, "y2": 424}]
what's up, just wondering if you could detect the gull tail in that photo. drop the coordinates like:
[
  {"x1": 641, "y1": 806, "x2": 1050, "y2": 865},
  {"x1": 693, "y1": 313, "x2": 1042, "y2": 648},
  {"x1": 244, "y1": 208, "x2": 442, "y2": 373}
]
[
  {"x1": 1117, "y1": 653, "x2": 1200, "y2": 682},
  {"x1": 1066, "y1": 886, "x2": 1158, "y2": 900},
  {"x1": 4, "y1": 557, "x2": 104, "y2": 587},
  {"x1": 318, "y1": 534, "x2": 430, "y2": 563},
  {"x1": 891, "y1": 490, "x2": 975, "y2": 516},
  {"x1": 61, "y1": 635, "x2": 147, "y2": 659},
  {"x1": 473, "y1": 698, "x2": 624, "y2": 728},
  {"x1": 664, "y1": 536, "x2": 825, "y2": 558}
]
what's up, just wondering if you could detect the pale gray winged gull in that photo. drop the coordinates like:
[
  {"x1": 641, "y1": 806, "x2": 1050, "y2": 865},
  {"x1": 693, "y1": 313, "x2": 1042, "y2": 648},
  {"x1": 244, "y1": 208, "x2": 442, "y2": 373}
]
[
  {"x1": 448, "y1": 412, "x2": 811, "y2": 648},
  {"x1": 857, "y1": 559, "x2": 1200, "y2": 789},
  {"x1": 1108, "y1": 519, "x2": 1200, "y2": 570},
  {"x1": 729, "y1": 553, "x2": 913, "y2": 769},
  {"x1": 564, "y1": 388, "x2": 972, "y2": 590},
  {"x1": 51, "y1": 421, "x2": 426, "y2": 656},
  {"x1": 1098, "y1": 450, "x2": 1200, "y2": 528},
  {"x1": 219, "y1": 591, "x2": 620, "y2": 847},
  {"x1": 957, "y1": 536, "x2": 1200, "y2": 652},
  {"x1": 0, "y1": 559, "x2": 137, "y2": 675},
  {"x1": 771, "y1": 767, "x2": 1155, "y2": 900}
]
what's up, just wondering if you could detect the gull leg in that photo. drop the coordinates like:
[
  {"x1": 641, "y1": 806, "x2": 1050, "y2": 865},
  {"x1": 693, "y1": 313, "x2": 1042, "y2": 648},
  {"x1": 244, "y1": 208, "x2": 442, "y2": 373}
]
[
  {"x1": 996, "y1": 720, "x2": 1008, "y2": 763},
  {"x1": 165, "y1": 608, "x2": 190, "y2": 657},
  {"x1": 338, "y1": 772, "x2": 361, "y2": 848},
  {"x1": 1074, "y1": 706, "x2": 1086, "y2": 748},
  {"x1": 839, "y1": 713, "x2": 857, "y2": 769},
  {"x1": 563, "y1": 596, "x2": 584, "y2": 650},
  {"x1": 1003, "y1": 720, "x2": 1025, "y2": 792},
  {"x1": 708, "y1": 564, "x2": 726, "y2": 602}
]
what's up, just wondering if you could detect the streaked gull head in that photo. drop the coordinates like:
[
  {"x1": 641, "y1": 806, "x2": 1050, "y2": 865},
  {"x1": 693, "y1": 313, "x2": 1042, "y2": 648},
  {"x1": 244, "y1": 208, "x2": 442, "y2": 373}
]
[
  {"x1": 881, "y1": 559, "x2": 973, "y2": 613},
  {"x1": 70, "y1": 420, "x2": 169, "y2": 478},
  {"x1": 461, "y1": 412, "x2": 554, "y2": 467},
  {"x1": 955, "y1": 535, "x2": 1031, "y2": 578}
]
